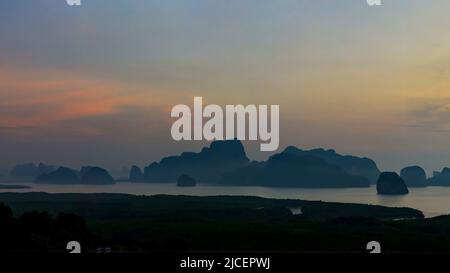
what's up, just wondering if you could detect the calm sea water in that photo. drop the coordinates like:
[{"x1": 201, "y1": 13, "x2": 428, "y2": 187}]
[{"x1": 2, "y1": 182, "x2": 450, "y2": 218}]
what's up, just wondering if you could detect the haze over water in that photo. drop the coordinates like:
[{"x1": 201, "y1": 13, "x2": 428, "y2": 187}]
[{"x1": 2, "y1": 182, "x2": 450, "y2": 218}]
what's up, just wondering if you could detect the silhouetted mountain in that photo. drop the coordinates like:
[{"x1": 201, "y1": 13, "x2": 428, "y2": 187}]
[
  {"x1": 80, "y1": 166, "x2": 94, "y2": 177},
  {"x1": 220, "y1": 153, "x2": 370, "y2": 188},
  {"x1": 400, "y1": 166, "x2": 428, "y2": 187},
  {"x1": 80, "y1": 167, "x2": 115, "y2": 185},
  {"x1": 177, "y1": 174, "x2": 197, "y2": 187},
  {"x1": 377, "y1": 172, "x2": 409, "y2": 195},
  {"x1": 35, "y1": 167, "x2": 80, "y2": 184},
  {"x1": 35, "y1": 166, "x2": 115, "y2": 185},
  {"x1": 143, "y1": 140, "x2": 250, "y2": 183},
  {"x1": 429, "y1": 168, "x2": 450, "y2": 186},
  {"x1": 36, "y1": 163, "x2": 57, "y2": 176},
  {"x1": 129, "y1": 165, "x2": 144, "y2": 182},
  {"x1": 282, "y1": 147, "x2": 380, "y2": 183},
  {"x1": 10, "y1": 163, "x2": 38, "y2": 178},
  {"x1": 10, "y1": 163, "x2": 56, "y2": 179},
  {"x1": 109, "y1": 166, "x2": 130, "y2": 179}
]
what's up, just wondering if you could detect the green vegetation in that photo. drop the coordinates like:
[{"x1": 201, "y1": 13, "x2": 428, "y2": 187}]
[{"x1": 3, "y1": 193, "x2": 450, "y2": 253}]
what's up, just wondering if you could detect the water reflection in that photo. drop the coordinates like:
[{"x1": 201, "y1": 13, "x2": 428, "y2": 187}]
[{"x1": 1, "y1": 182, "x2": 450, "y2": 217}]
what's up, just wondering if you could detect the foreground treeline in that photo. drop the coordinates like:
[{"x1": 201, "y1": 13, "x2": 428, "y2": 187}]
[
  {"x1": 0, "y1": 203, "x2": 91, "y2": 252},
  {"x1": 4, "y1": 193, "x2": 450, "y2": 253}
]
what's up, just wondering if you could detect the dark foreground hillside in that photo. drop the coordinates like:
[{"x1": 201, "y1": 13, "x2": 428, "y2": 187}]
[{"x1": 2, "y1": 193, "x2": 450, "y2": 253}]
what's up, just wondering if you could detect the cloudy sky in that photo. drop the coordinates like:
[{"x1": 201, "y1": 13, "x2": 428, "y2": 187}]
[{"x1": 0, "y1": 0, "x2": 449, "y2": 174}]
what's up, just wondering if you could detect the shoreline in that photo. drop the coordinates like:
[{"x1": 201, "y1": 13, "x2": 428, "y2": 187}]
[{"x1": 1, "y1": 182, "x2": 449, "y2": 218}]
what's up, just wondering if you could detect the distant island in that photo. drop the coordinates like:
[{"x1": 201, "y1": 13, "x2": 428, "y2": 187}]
[
  {"x1": 9, "y1": 163, "x2": 57, "y2": 180},
  {"x1": 281, "y1": 146, "x2": 380, "y2": 184},
  {"x1": 400, "y1": 166, "x2": 428, "y2": 187},
  {"x1": 428, "y1": 168, "x2": 450, "y2": 186},
  {"x1": 140, "y1": 139, "x2": 250, "y2": 183},
  {"x1": 129, "y1": 140, "x2": 377, "y2": 188},
  {"x1": 220, "y1": 153, "x2": 370, "y2": 188},
  {"x1": 377, "y1": 172, "x2": 409, "y2": 195},
  {"x1": 35, "y1": 166, "x2": 115, "y2": 185},
  {"x1": 177, "y1": 174, "x2": 197, "y2": 187},
  {"x1": 5, "y1": 140, "x2": 450, "y2": 191}
]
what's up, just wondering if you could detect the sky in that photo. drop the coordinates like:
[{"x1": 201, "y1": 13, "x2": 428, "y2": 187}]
[{"x1": 0, "y1": 0, "x2": 449, "y2": 175}]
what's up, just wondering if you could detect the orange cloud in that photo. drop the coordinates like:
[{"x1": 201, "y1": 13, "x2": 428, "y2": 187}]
[{"x1": 0, "y1": 67, "x2": 174, "y2": 130}]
